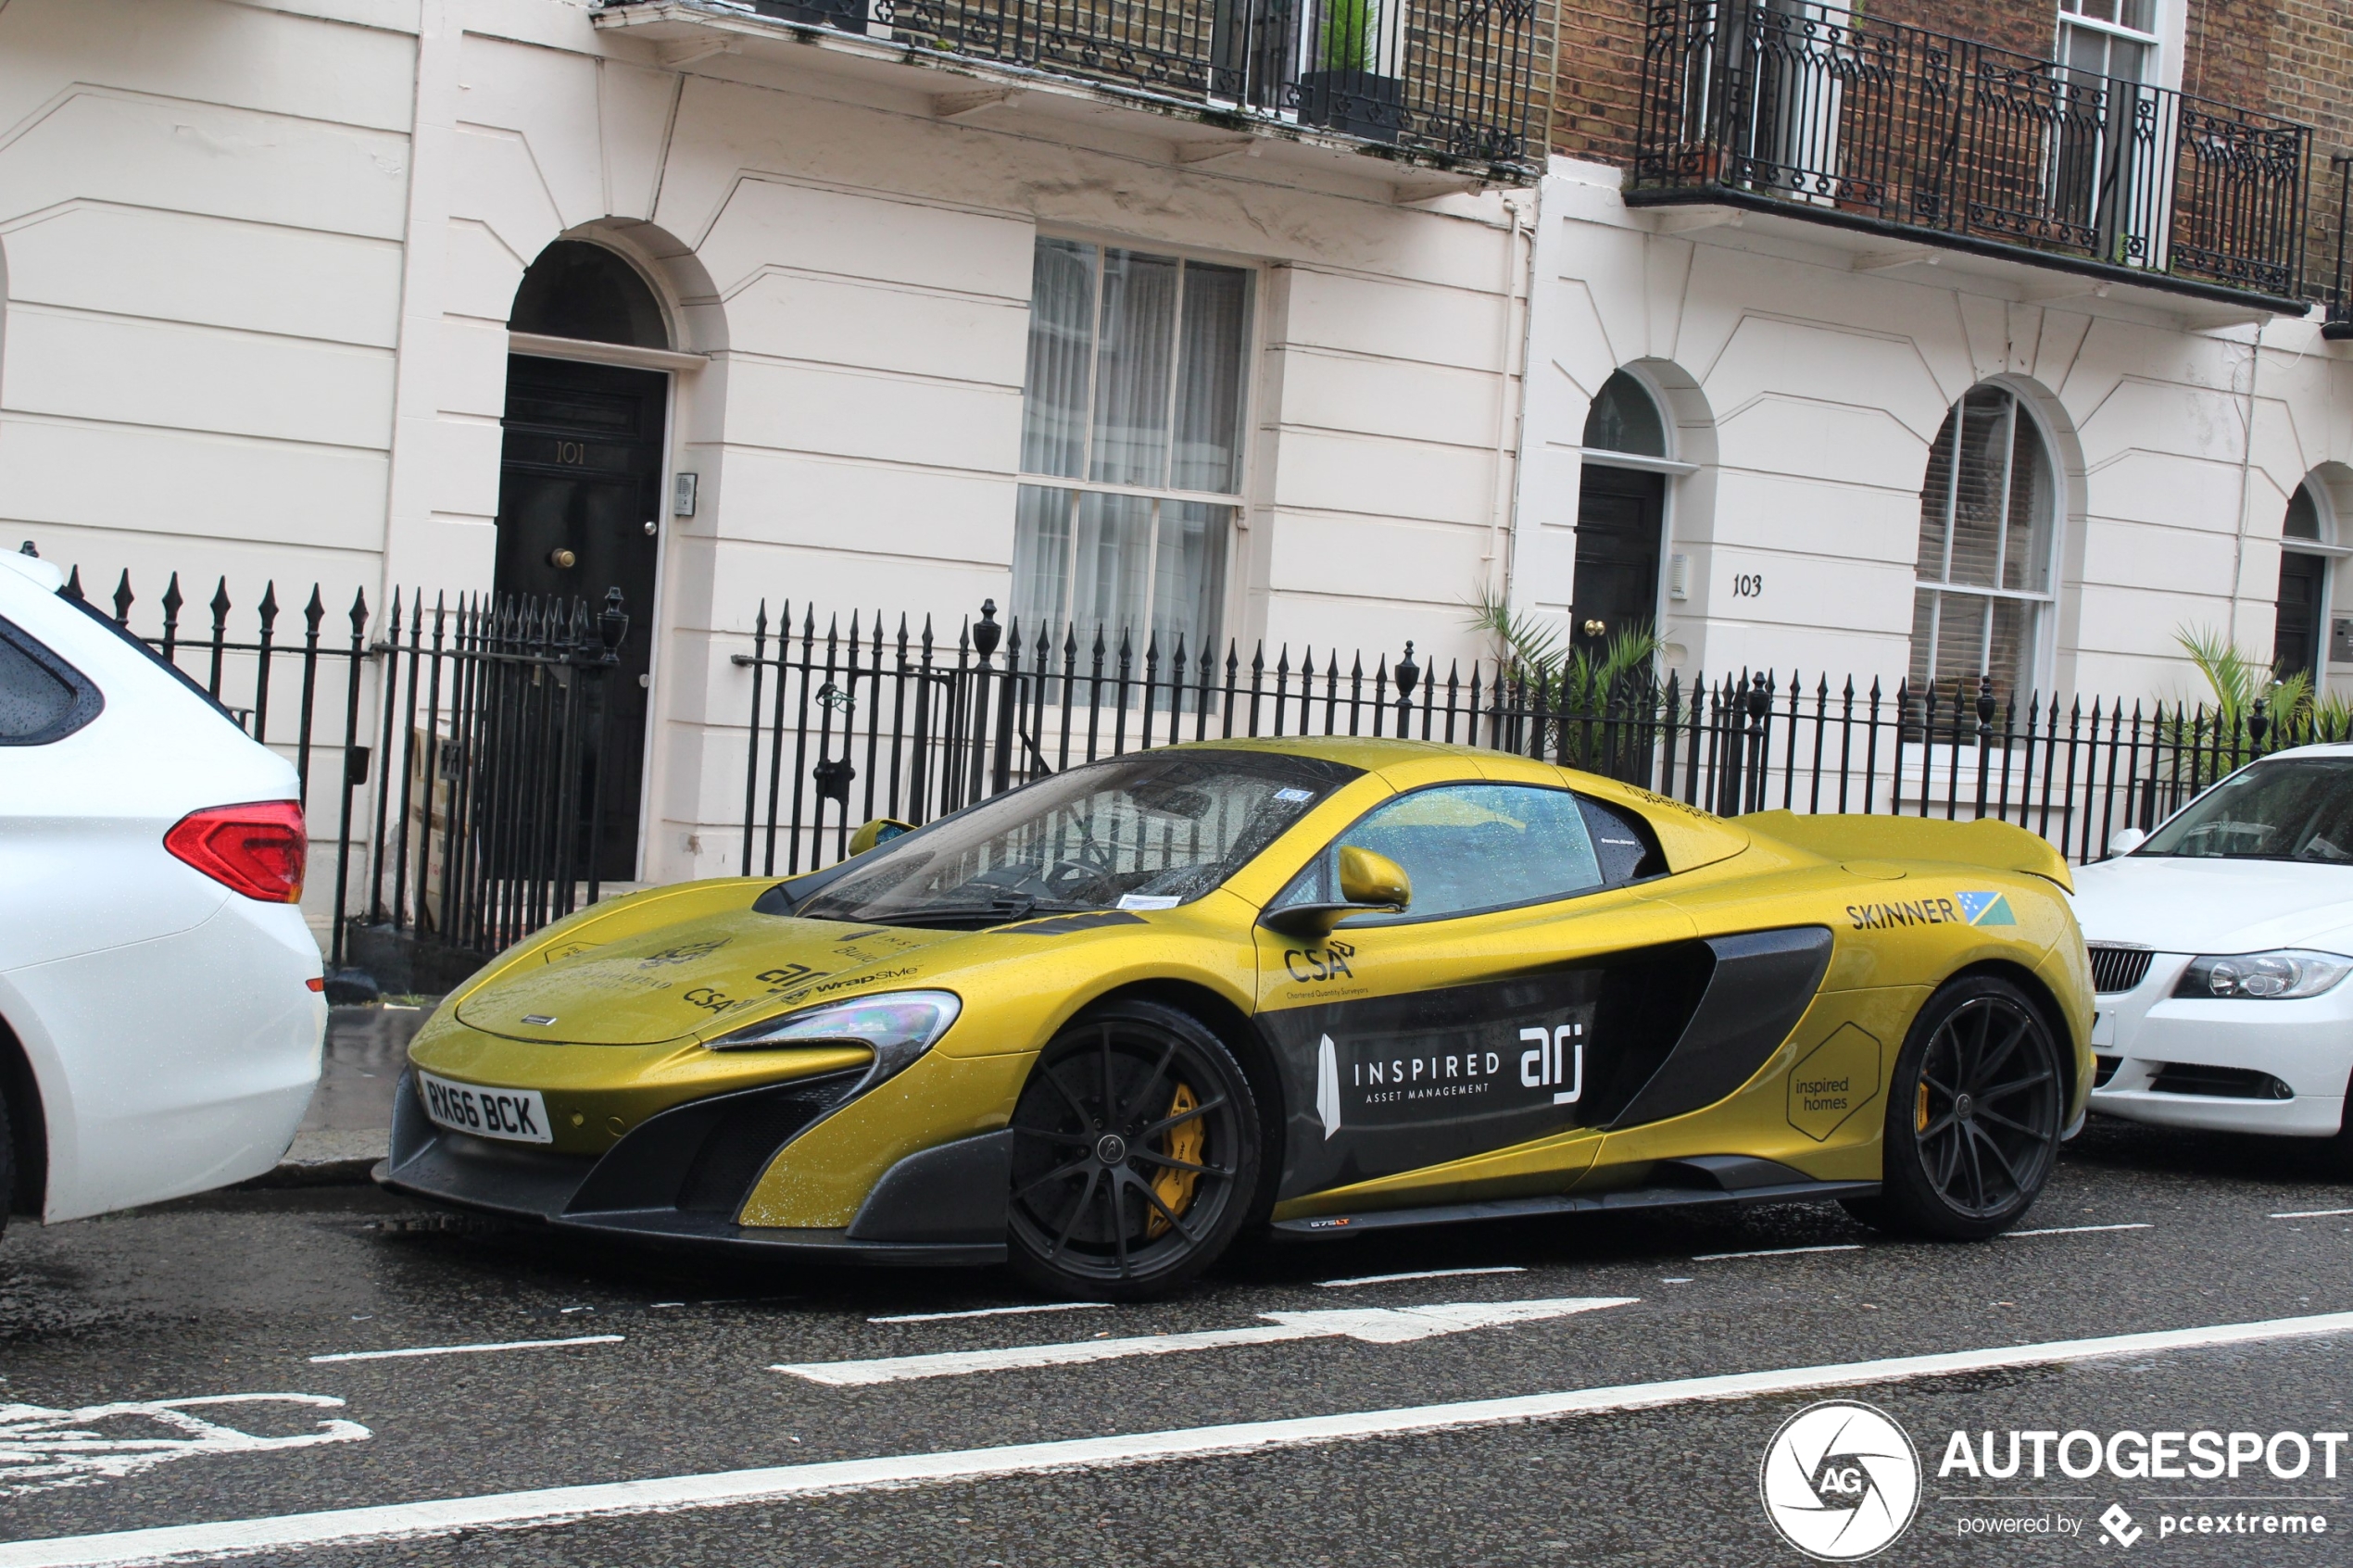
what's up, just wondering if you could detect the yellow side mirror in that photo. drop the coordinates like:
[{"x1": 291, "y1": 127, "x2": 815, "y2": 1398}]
[
  {"x1": 1338, "y1": 846, "x2": 1412, "y2": 911},
  {"x1": 1264, "y1": 846, "x2": 1411, "y2": 935},
  {"x1": 847, "y1": 818, "x2": 914, "y2": 858}
]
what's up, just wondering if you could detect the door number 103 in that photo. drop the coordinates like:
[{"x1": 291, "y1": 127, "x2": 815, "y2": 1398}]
[{"x1": 1731, "y1": 572, "x2": 1764, "y2": 598}]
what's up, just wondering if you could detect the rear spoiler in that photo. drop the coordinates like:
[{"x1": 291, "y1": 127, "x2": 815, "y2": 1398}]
[{"x1": 1744, "y1": 810, "x2": 2073, "y2": 895}]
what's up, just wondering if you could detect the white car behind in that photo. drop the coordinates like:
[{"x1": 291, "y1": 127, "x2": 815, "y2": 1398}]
[
  {"x1": 0, "y1": 547, "x2": 325, "y2": 1228},
  {"x1": 2071, "y1": 743, "x2": 2353, "y2": 1160}
]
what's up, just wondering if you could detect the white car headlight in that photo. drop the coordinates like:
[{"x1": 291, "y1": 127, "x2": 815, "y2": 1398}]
[
  {"x1": 707, "y1": 990, "x2": 962, "y2": 1083},
  {"x1": 2171, "y1": 950, "x2": 2353, "y2": 1000}
]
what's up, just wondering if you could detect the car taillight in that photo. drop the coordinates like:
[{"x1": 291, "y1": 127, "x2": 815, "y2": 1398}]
[{"x1": 164, "y1": 800, "x2": 307, "y2": 903}]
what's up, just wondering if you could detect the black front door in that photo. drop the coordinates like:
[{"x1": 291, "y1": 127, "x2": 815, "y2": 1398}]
[
  {"x1": 1570, "y1": 466, "x2": 1665, "y2": 662},
  {"x1": 496, "y1": 354, "x2": 665, "y2": 883},
  {"x1": 2275, "y1": 549, "x2": 2326, "y2": 681}
]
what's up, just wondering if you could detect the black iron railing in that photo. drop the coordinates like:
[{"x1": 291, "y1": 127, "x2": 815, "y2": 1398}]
[
  {"x1": 633, "y1": 0, "x2": 1543, "y2": 171},
  {"x1": 43, "y1": 554, "x2": 632, "y2": 984},
  {"x1": 1631, "y1": 1, "x2": 2310, "y2": 300},
  {"x1": 736, "y1": 597, "x2": 2345, "y2": 875},
  {"x1": 44, "y1": 549, "x2": 2348, "y2": 980}
]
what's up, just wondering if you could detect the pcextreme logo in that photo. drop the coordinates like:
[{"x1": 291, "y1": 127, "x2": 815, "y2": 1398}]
[{"x1": 1760, "y1": 1400, "x2": 1923, "y2": 1561}]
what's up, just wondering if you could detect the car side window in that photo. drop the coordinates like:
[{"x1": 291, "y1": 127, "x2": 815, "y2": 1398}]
[
  {"x1": 0, "y1": 615, "x2": 103, "y2": 746},
  {"x1": 1279, "y1": 783, "x2": 1625, "y2": 926}
]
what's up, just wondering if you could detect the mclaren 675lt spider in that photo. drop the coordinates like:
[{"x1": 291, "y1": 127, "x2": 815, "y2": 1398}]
[{"x1": 380, "y1": 737, "x2": 2094, "y2": 1298}]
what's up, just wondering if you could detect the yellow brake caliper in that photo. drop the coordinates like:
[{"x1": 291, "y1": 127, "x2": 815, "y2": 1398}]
[
  {"x1": 1917, "y1": 1080, "x2": 1931, "y2": 1134},
  {"x1": 1146, "y1": 1082, "x2": 1203, "y2": 1239}
]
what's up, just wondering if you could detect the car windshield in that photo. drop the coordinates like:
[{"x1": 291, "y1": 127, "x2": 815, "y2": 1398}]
[
  {"x1": 794, "y1": 748, "x2": 1363, "y2": 928},
  {"x1": 2138, "y1": 758, "x2": 2353, "y2": 863}
]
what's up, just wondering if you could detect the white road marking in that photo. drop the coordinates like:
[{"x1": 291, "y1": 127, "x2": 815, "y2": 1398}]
[
  {"x1": 1690, "y1": 1244, "x2": 1863, "y2": 1262},
  {"x1": 1316, "y1": 1266, "x2": 1527, "y2": 1289},
  {"x1": 307, "y1": 1335, "x2": 623, "y2": 1364},
  {"x1": 0, "y1": 1396, "x2": 368, "y2": 1499},
  {"x1": 867, "y1": 1303, "x2": 1109, "y2": 1325},
  {"x1": 17, "y1": 1310, "x2": 2353, "y2": 1567},
  {"x1": 2004, "y1": 1223, "x2": 2152, "y2": 1237},
  {"x1": 2272, "y1": 1208, "x2": 2353, "y2": 1220},
  {"x1": 776, "y1": 1298, "x2": 1636, "y2": 1386}
]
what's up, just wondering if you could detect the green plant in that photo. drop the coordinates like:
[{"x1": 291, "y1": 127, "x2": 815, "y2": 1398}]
[
  {"x1": 1315, "y1": 0, "x2": 1378, "y2": 72},
  {"x1": 1465, "y1": 592, "x2": 1661, "y2": 769},
  {"x1": 2170, "y1": 623, "x2": 2353, "y2": 759}
]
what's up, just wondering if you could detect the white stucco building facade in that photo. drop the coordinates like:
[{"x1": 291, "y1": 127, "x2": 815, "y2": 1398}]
[
  {"x1": 1512, "y1": 157, "x2": 2353, "y2": 715},
  {"x1": 0, "y1": 0, "x2": 1537, "y2": 904}
]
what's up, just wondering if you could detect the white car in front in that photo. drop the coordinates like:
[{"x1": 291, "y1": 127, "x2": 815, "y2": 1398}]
[{"x1": 2071, "y1": 743, "x2": 2353, "y2": 1158}]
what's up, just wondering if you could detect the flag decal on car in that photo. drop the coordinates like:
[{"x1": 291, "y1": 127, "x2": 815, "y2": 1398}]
[{"x1": 1956, "y1": 891, "x2": 2016, "y2": 926}]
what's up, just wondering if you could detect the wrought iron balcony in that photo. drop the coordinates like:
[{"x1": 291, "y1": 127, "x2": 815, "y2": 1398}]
[
  {"x1": 599, "y1": 0, "x2": 1545, "y2": 177},
  {"x1": 1631, "y1": 1, "x2": 2311, "y2": 307}
]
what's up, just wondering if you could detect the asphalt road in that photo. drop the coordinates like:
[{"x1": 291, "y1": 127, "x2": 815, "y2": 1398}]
[{"x1": 0, "y1": 1118, "x2": 2347, "y2": 1567}]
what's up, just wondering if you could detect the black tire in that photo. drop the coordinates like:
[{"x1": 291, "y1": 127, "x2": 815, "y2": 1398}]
[
  {"x1": 0, "y1": 1077, "x2": 14, "y2": 1244},
  {"x1": 1006, "y1": 999, "x2": 1263, "y2": 1301},
  {"x1": 1843, "y1": 975, "x2": 2063, "y2": 1240},
  {"x1": 2328, "y1": 1070, "x2": 2353, "y2": 1178}
]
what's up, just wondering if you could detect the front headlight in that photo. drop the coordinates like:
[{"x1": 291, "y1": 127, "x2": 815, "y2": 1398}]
[
  {"x1": 2171, "y1": 950, "x2": 2353, "y2": 1000},
  {"x1": 707, "y1": 990, "x2": 963, "y2": 1084}
]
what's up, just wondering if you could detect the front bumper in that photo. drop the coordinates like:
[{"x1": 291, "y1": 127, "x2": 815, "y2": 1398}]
[
  {"x1": 377, "y1": 1068, "x2": 1012, "y2": 1263},
  {"x1": 2085, "y1": 951, "x2": 2353, "y2": 1137}
]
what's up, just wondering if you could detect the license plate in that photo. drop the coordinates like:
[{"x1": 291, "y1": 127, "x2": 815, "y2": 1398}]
[{"x1": 418, "y1": 1072, "x2": 552, "y2": 1145}]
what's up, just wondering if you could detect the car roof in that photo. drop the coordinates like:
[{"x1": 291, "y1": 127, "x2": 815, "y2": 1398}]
[
  {"x1": 2244, "y1": 742, "x2": 2353, "y2": 761},
  {"x1": 0, "y1": 547, "x2": 67, "y2": 595}
]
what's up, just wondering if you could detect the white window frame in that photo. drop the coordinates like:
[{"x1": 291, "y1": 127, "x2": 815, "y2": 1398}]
[
  {"x1": 1013, "y1": 234, "x2": 1262, "y2": 654},
  {"x1": 1911, "y1": 385, "x2": 2062, "y2": 699}
]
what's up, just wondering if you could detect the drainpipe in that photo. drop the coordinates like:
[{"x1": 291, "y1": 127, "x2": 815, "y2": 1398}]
[{"x1": 2227, "y1": 319, "x2": 2267, "y2": 644}]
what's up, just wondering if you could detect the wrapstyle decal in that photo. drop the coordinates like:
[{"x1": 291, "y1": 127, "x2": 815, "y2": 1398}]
[{"x1": 1264, "y1": 966, "x2": 1604, "y2": 1197}]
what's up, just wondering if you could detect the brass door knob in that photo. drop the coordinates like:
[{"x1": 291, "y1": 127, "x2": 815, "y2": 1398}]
[
  {"x1": 548, "y1": 547, "x2": 577, "y2": 570},
  {"x1": 1581, "y1": 618, "x2": 1605, "y2": 637}
]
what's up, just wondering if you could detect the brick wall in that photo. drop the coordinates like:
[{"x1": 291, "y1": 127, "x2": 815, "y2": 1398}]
[{"x1": 1550, "y1": 0, "x2": 2347, "y2": 300}]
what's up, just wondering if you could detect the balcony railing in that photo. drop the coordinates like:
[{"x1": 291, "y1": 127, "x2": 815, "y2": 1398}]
[
  {"x1": 1631, "y1": 1, "x2": 2310, "y2": 302},
  {"x1": 639, "y1": 0, "x2": 1545, "y2": 173}
]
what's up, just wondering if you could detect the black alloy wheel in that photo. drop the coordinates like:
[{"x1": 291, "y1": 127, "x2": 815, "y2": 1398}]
[
  {"x1": 1006, "y1": 1000, "x2": 1261, "y2": 1301},
  {"x1": 1846, "y1": 975, "x2": 2063, "y2": 1240}
]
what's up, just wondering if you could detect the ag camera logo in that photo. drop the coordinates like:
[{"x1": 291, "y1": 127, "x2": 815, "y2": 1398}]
[{"x1": 1760, "y1": 1400, "x2": 1922, "y2": 1560}]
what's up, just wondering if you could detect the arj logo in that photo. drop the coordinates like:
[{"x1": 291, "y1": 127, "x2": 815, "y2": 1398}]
[{"x1": 1759, "y1": 1400, "x2": 1922, "y2": 1561}]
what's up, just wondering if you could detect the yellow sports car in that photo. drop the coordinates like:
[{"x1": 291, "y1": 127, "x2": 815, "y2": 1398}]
[{"x1": 380, "y1": 737, "x2": 2093, "y2": 1299}]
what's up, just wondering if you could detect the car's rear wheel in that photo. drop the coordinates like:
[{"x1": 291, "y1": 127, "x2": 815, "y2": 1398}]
[
  {"x1": 1844, "y1": 975, "x2": 2062, "y2": 1240},
  {"x1": 0, "y1": 1078, "x2": 14, "y2": 1242},
  {"x1": 1005, "y1": 1000, "x2": 1261, "y2": 1301}
]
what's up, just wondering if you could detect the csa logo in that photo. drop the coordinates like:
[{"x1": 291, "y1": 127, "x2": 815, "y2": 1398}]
[
  {"x1": 1955, "y1": 890, "x2": 2017, "y2": 926},
  {"x1": 1758, "y1": 1400, "x2": 1921, "y2": 1561}
]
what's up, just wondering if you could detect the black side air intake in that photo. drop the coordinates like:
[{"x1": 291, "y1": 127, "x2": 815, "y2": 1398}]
[{"x1": 1604, "y1": 926, "x2": 1834, "y2": 1130}]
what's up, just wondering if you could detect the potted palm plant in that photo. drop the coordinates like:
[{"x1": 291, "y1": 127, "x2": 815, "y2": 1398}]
[{"x1": 1297, "y1": 0, "x2": 1403, "y2": 143}]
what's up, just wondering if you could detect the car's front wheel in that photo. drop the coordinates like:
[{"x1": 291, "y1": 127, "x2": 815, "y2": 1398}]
[
  {"x1": 1845, "y1": 974, "x2": 2063, "y2": 1240},
  {"x1": 1005, "y1": 999, "x2": 1262, "y2": 1301}
]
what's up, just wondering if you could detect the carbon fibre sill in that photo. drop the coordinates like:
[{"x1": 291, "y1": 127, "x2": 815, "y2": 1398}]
[{"x1": 1268, "y1": 1177, "x2": 1881, "y2": 1237}]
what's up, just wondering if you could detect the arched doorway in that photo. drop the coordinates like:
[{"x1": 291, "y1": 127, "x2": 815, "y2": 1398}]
[
  {"x1": 499, "y1": 239, "x2": 670, "y2": 882},
  {"x1": 1571, "y1": 371, "x2": 1669, "y2": 663},
  {"x1": 2274, "y1": 481, "x2": 2334, "y2": 682}
]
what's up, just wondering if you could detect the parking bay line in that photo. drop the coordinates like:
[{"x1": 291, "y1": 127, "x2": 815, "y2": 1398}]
[
  {"x1": 19, "y1": 1309, "x2": 2353, "y2": 1568},
  {"x1": 867, "y1": 1303, "x2": 1109, "y2": 1325},
  {"x1": 1690, "y1": 1243, "x2": 1863, "y2": 1262},
  {"x1": 2274, "y1": 1208, "x2": 2353, "y2": 1220},
  {"x1": 778, "y1": 1298, "x2": 1637, "y2": 1386},
  {"x1": 308, "y1": 1335, "x2": 623, "y2": 1364},
  {"x1": 2004, "y1": 1223, "x2": 2152, "y2": 1237},
  {"x1": 1317, "y1": 1266, "x2": 1528, "y2": 1289}
]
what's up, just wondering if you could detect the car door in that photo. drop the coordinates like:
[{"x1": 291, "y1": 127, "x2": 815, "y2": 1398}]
[{"x1": 1252, "y1": 775, "x2": 1700, "y2": 1202}]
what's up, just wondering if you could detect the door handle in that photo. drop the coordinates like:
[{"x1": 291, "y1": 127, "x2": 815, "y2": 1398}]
[
  {"x1": 1581, "y1": 619, "x2": 1605, "y2": 637},
  {"x1": 547, "y1": 548, "x2": 577, "y2": 570}
]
